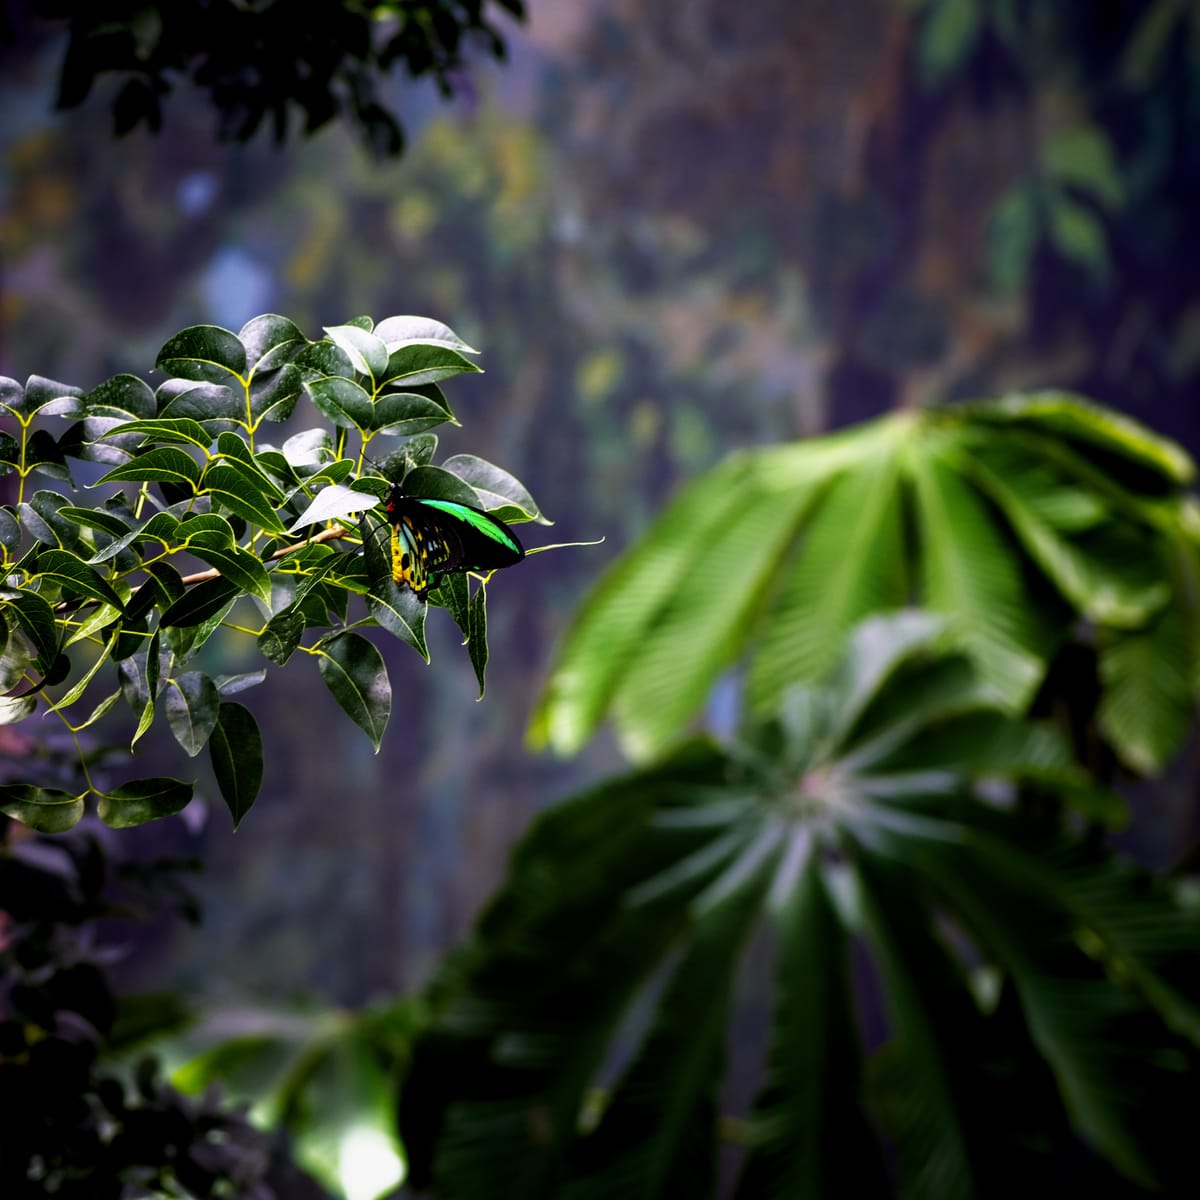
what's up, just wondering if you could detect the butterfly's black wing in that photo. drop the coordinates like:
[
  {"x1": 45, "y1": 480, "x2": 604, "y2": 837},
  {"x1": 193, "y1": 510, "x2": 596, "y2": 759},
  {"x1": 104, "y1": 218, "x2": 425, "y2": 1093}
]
[{"x1": 385, "y1": 490, "x2": 524, "y2": 598}]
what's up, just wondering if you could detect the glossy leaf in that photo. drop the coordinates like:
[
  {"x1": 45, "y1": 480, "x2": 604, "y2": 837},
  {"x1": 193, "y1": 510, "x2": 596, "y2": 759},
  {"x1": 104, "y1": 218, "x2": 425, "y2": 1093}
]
[
  {"x1": 210, "y1": 701, "x2": 263, "y2": 828},
  {"x1": 97, "y1": 446, "x2": 203, "y2": 489},
  {"x1": 156, "y1": 324, "x2": 248, "y2": 382},
  {"x1": 164, "y1": 671, "x2": 221, "y2": 756},
  {"x1": 0, "y1": 783, "x2": 84, "y2": 832},
  {"x1": 97, "y1": 777, "x2": 194, "y2": 828},
  {"x1": 317, "y1": 632, "x2": 391, "y2": 752}
]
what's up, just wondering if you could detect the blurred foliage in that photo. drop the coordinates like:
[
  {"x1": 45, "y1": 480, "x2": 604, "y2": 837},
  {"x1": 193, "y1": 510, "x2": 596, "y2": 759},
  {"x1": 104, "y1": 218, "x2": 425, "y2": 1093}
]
[
  {"x1": 165, "y1": 996, "x2": 421, "y2": 1198},
  {"x1": 0, "y1": 0, "x2": 526, "y2": 157},
  {"x1": 534, "y1": 392, "x2": 1200, "y2": 771},
  {"x1": 1, "y1": 313, "x2": 545, "y2": 832},
  {"x1": 0, "y1": 821, "x2": 328, "y2": 1198},
  {"x1": 402, "y1": 615, "x2": 1200, "y2": 1196}
]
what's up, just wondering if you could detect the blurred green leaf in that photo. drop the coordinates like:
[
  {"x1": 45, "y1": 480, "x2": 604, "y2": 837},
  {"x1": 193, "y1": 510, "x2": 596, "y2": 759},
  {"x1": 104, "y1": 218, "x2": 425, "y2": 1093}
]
[{"x1": 0, "y1": 783, "x2": 83, "y2": 831}]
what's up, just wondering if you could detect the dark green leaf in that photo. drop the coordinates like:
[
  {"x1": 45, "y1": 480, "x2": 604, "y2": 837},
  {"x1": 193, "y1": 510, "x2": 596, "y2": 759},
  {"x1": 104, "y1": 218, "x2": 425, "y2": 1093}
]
[
  {"x1": 379, "y1": 343, "x2": 481, "y2": 388},
  {"x1": 317, "y1": 632, "x2": 391, "y2": 751},
  {"x1": 201, "y1": 462, "x2": 287, "y2": 533},
  {"x1": 294, "y1": 340, "x2": 354, "y2": 380},
  {"x1": 103, "y1": 416, "x2": 211, "y2": 448},
  {"x1": 323, "y1": 324, "x2": 389, "y2": 380},
  {"x1": 185, "y1": 532, "x2": 271, "y2": 604},
  {"x1": 401, "y1": 465, "x2": 481, "y2": 507},
  {"x1": 156, "y1": 324, "x2": 248, "y2": 382},
  {"x1": 304, "y1": 376, "x2": 374, "y2": 429},
  {"x1": 0, "y1": 375, "x2": 25, "y2": 418},
  {"x1": 372, "y1": 389, "x2": 456, "y2": 436},
  {"x1": 96, "y1": 446, "x2": 202, "y2": 489},
  {"x1": 34, "y1": 548, "x2": 123, "y2": 609},
  {"x1": 210, "y1": 701, "x2": 263, "y2": 828},
  {"x1": 84, "y1": 373, "x2": 156, "y2": 419},
  {"x1": 239, "y1": 313, "x2": 306, "y2": 372},
  {"x1": 248, "y1": 363, "x2": 303, "y2": 424},
  {"x1": 160, "y1": 577, "x2": 239, "y2": 628},
  {"x1": 20, "y1": 374, "x2": 85, "y2": 417},
  {"x1": 0, "y1": 783, "x2": 83, "y2": 832},
  {"x1": 2, "y1": 589, "x2": 59, "y2": 670},
  {"x1": 258, "y1": 608, "x2": 306, "y2": 666},
  {"x1": 97, "y1": 777, "x2": 194, "y2": 828},
  {"x1": 466, "y1": 582, "x2": 488, "y2": 698},
  {"x1": 156, "y1": 378, "x2": 244, "y2": 424},
  {"x1": 442, "y1": 454, "x2": 546, "y2": 523},
  {"x1": 164, "y1": 671, "x2": 221, "y2": 756},
  {"x1": 0, "y1": 507, "x2": 20, "y2": 553}
]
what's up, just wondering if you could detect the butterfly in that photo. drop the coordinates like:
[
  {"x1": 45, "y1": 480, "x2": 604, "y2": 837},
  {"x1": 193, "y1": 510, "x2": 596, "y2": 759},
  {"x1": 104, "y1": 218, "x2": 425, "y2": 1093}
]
[{"x1": 384, "y1": 484, "x2": 525, "y2": 599}]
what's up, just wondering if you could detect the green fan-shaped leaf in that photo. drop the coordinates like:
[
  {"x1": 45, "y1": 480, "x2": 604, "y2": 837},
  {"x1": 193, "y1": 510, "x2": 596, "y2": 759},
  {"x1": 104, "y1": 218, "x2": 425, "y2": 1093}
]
[
  {"x1": 567, "y1": 869, "x2": 772, "y2": 1200},
  {"x1": 967, "y1": 391, "x2": 1194, "y2": 488},
  {"x1": 733, "y1": 851, "x2": 889, "y2": 1198},
  {"x1": 414, "y1": 616, "x2": 1197, "y2": 1196},
  {"x1": 1097, "y1": 589, "x2": 1196, "y2": 774},
  {"x1": 747, "y1": 433, "x2": 908, "y2": 712},
  {"x1": 909, "y1": 438, "x2": 1053, "y2": 708},
  {"x1": 613, "y1": 477, "x2": 818, "y2": 759},
  {"x1": 920, "y1": 830, "x2": 1194, "y2": 1192},
  {"x1": 965, "y1": 446, "x2": 1169, "y2": 626},
  {"x1": 530, "y1": 456, "x2": 755, "y2": 755}
]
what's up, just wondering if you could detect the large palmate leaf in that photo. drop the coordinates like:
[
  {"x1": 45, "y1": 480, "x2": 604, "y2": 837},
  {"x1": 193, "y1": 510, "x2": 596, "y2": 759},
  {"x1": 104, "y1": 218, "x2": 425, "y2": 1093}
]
[
  {"x1": 534, "y1": 393, "x2": 1199, "y2": 770},
  {"x1": 405, "y1": 616, "x2": 1200, "y2": 1197}
]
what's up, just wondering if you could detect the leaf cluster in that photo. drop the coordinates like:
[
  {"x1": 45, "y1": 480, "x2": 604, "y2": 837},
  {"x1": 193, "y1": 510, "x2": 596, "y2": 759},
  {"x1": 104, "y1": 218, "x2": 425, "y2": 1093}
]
[
  {"x1": 1, "y1": 312, "x2": 544, "y2": 832},
  {"x1": 9, "y1": 0, "x2": 526, "y2": 157}
]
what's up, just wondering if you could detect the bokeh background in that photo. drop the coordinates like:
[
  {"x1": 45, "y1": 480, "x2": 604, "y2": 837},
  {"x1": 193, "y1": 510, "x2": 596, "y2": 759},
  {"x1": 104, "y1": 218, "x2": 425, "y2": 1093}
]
[{"x1": 3, "y1": 0, "x2": 1198, "y2": 1014}]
